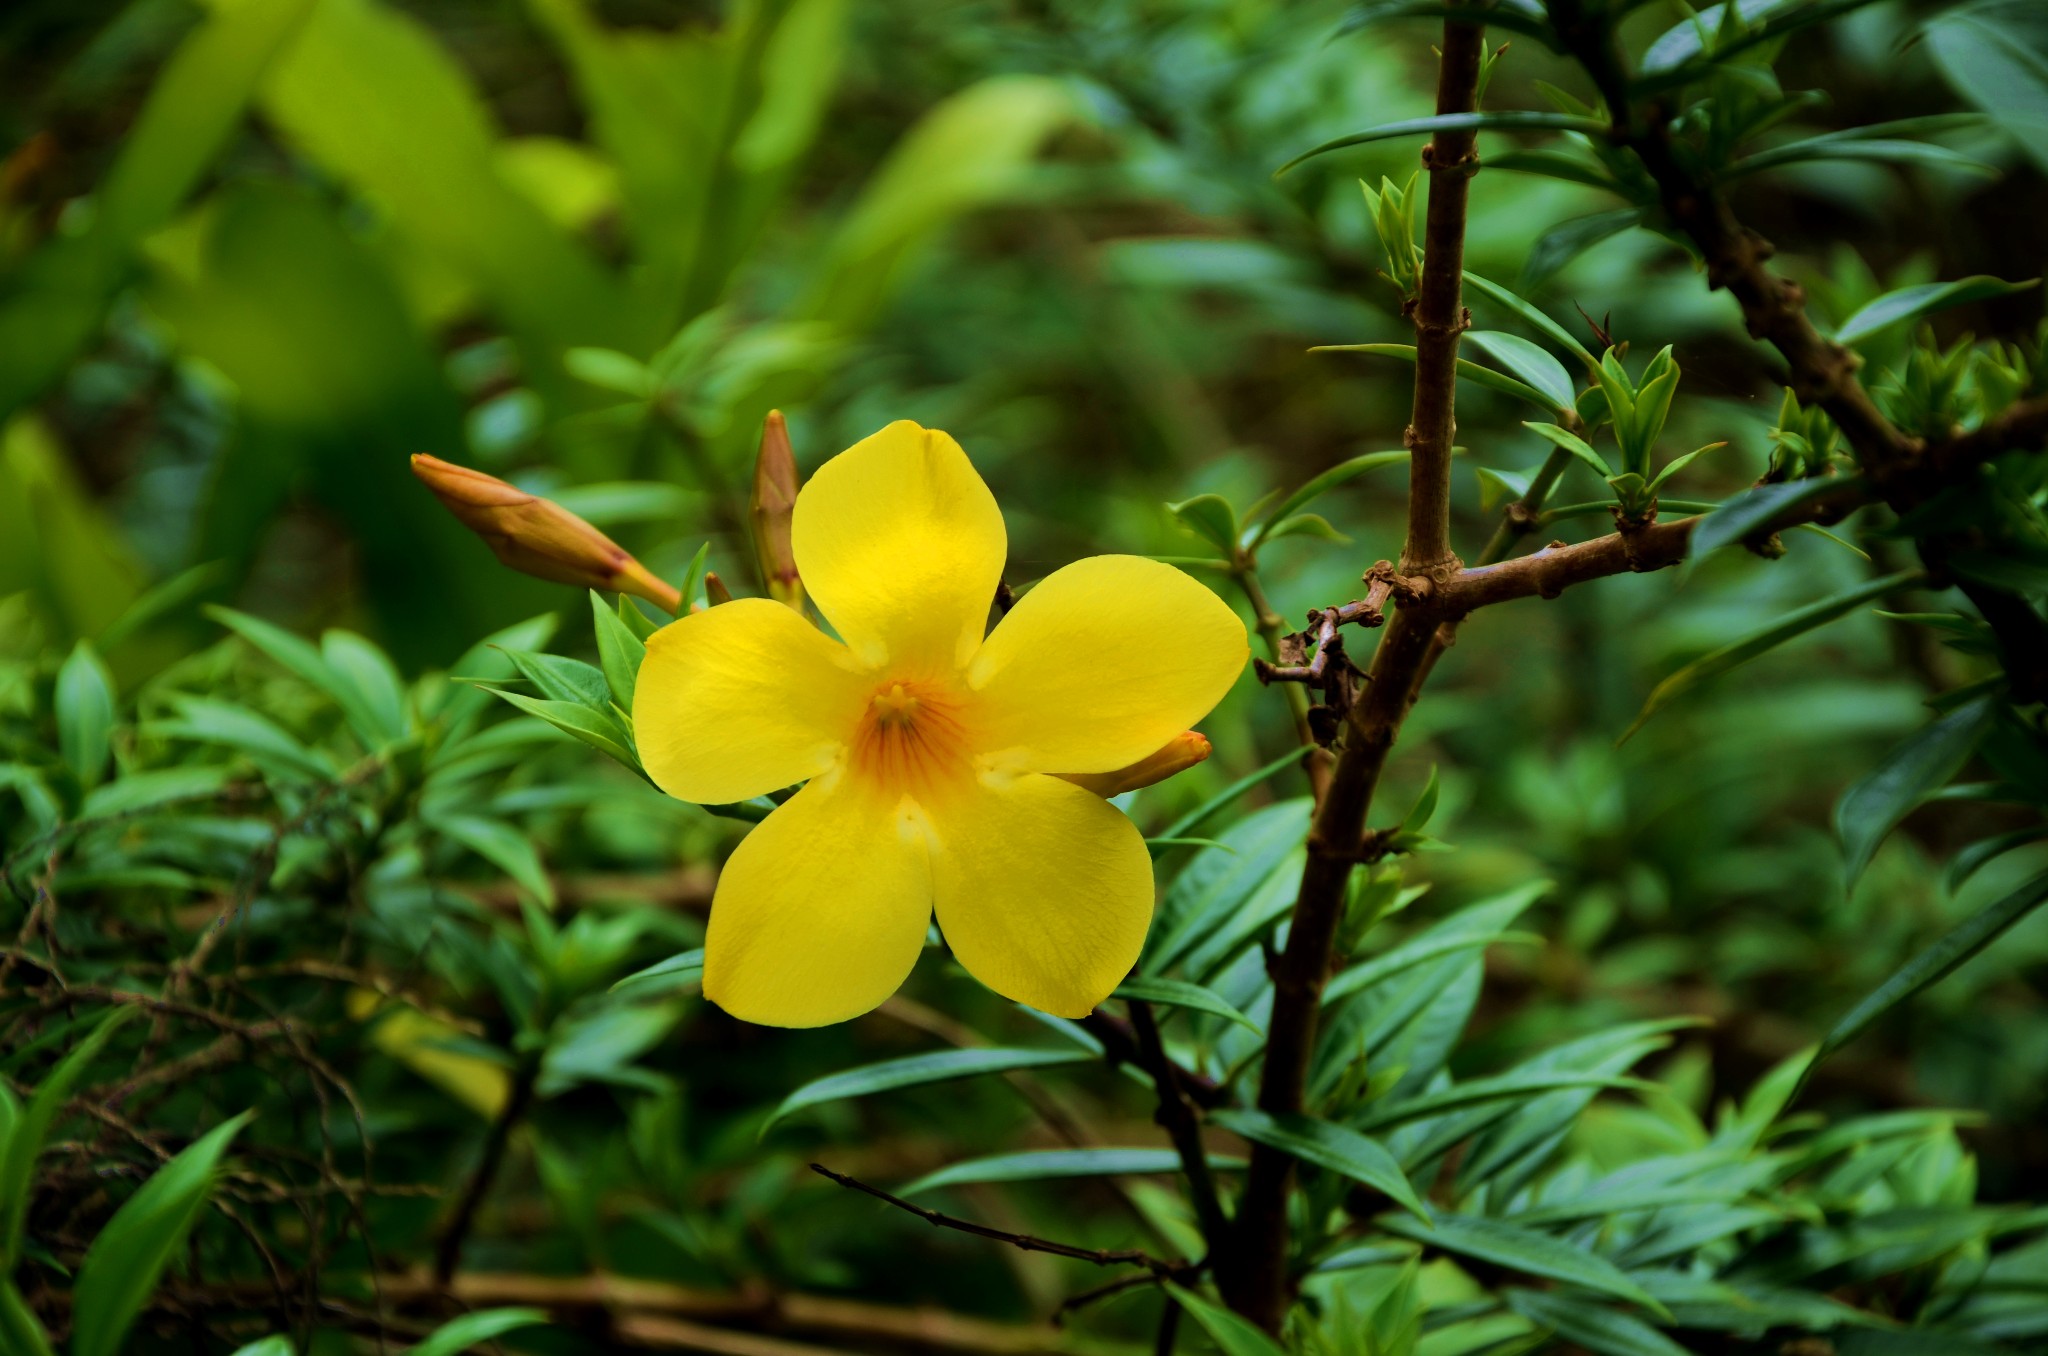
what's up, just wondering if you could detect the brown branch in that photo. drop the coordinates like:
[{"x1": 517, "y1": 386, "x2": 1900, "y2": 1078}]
[
  {"x1": 809, "y1": 1163, "x2": 1184, "y2": 1277},
  {"x1": 1125, "y1": 999, "x2": 1227, "y2": 1246},
  {"x1": 1219, "y1": 12, "x2": 1487, "y2": 1330},
  {"x1": 433, "y1": 1059, "x2": 538, "y2": 1285},
  {"x1": 1547, "y1": 0, "x2": 2048, "y2": 698},
  {"x1": 1400, "y1": 18, "x2": 1487, "y2": 576}
]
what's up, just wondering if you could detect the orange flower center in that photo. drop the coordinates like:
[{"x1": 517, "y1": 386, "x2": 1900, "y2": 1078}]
[{"x1": 851, "y1": 679, "x2": 973, "y2": 801}]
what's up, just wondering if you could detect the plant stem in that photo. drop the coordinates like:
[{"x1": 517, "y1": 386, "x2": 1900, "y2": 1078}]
[
  {"x1": 1236, "y1": 562, "x2": 1332, "y2": 799},
  {"x1": 1217, "y1": 10, "x2": 1486, "y2": 1330},
  {"x1": 1399, "y1": 17, "x2": 1487, "y2": 578},
  {"x1": 1128, "y1": 999, "x2": 1229, "y2": 1246},
  {"x1": 434, "y1": 1059, "x2": 537, "y2": 1285}
]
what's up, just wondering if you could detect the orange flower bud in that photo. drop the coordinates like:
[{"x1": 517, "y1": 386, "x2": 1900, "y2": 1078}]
[
  {"x1": 702, "y1": 571, "x2": 734, "y2": 608},
  {"x1": 750, "y1": 410, "x2": 804, "y2": 611},
  {"x1": 1058, "y1": 731, "x2": 1212, "y2": 798},
  {"x1": 411, "y1": 453, "x2": 682, "y2": 614}
]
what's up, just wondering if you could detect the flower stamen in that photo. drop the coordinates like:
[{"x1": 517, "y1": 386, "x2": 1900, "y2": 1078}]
[{"x1": 852, "y1": 678, "x2": 971, "y2": 801}]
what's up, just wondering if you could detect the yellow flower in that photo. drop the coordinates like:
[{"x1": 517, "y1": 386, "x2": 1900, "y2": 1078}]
[{"x1": 632, "y1": 421, "x2": 1248, "y2": 1027}]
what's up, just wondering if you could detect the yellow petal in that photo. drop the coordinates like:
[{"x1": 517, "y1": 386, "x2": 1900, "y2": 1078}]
[
  {"x1": 704, "y1": 776, "x2": 933, "y2": 1028},
  {"x1": 634, "y1": 598, "x2": 870, "y2": 805},
  {"x1": 968, "y1": 556, "x2": 1248, "y2": 774},
  {"x1": 929, "y1": 774, "x2": 1153, "y2": 1018},
  {"x1": 792, "y1": 421, "x2": 1006, "y2": 670}
]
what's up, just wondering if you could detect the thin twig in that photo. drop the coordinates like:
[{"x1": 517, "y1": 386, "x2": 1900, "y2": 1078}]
[
  {"x1": 1125, "y1": 1000, "x2": 1228, "y2": 1245},
  {"x1": 808, "y1": 1163, "x2": 1183, "y2": 1277}
]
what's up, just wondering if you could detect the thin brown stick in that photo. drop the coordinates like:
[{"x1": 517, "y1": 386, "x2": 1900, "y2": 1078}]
[
  {"x1": 1399, "y1": 17, "x2": 1487, "y2": 576},
  {"x1": 1125, "y1": 999, "x2": 1227, "y2": 1245},
  {"x1": 809, "y1": 1163, "x2": 1182, "y2": 1277},
  {"x1": 1218, "y1": 10, "x2": 1486, "y2": 1330}
]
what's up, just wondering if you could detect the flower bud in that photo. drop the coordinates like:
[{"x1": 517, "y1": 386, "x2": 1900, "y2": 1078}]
[
  {"x1": 411, "y1": 453, "x2": 681, "y2": 613},
  {"x1": 750, "y1": 410, "x2": 804, "y2": 611},
  {"x1": 702, "y1": 571, "x2": 734, "y2": 609},
  {"x1": 1058, "y1": 731, "x2": 1212, "y2": 798}
]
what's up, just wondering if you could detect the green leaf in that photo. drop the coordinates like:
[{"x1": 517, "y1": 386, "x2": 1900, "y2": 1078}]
[
  {"x1": 1150, "y1": 748, "x2": 1305, "y2": 845},
  {"x1": 1166, "y1": 494, "x2": 1240, "y2": 556},
  {"x1": 1620, "y1": 570, "x2": 1921, "y2": 743},
  {"x1": 432, "y1": 813, "x2": 557, "y2": 908},
  {"x1": 500, "y1": 649, "x2": 612, "y2": 710},
  {"x1": 1251, "y1": 450, "x2": 1409, "y2": 545},
  {"x1": 677, "y1": 543, "x2": 714, "y2": 616},
  {"x1": 1115, "y1": 978, "x2": 1260, "y2": 1031},
  {"x1": 1487, "y1": 147, "x2": 1621, "y2": 191},
  {"x1": 1353, "y1": 1070, "x2": 1655, "y2": 1133},
  {"x1": 1465, "y1": 332, "x2": 1577, "y2": 411},
  {"x1": 902, "y1": 1147, "x2": 1246, "y2": 1195},
  {"x1": 321, "y1": 629, "x2": 410, "y2": 747},
  {"x1": 81, "y1": 766, "x2": 235, "y2": 819},
  {"x1": 477, "y1": 686, "x2": 639, "y2": 770},
  {"x1": 1836, "y1": 694, "x2": 1999, "y2": 887},
  {"x1": 590, "y1": 590, "x2": 646, "y2": 711},
  {"x1": 1835, "y1": 276, "x2": 2039, "y2": 344},
  {"x1": 229, "y1": 1342, "x2": 295, "y2": 1356},
  {"x1": 71, "y1": 1110, "x2": 255, "y2": 1356},
  {"x1": 1277, "y1": 112, "x2": 1607, "y2": 176},
  {"x1": 409, "y1": 1308, "x2": 549, "y2": 1356},
  {"x1": 1259, "y1": 512, "x2": 1348, "y2": 544},
  {"x1": 1210, "y1": 1109, "x2": 1428, "y2": 1221},
  {"x1": 1636, "y1": 0, "x2": 1893, "y2": 94},
  {"x1": 1808, "y1": 867, "x2": 2048, "y2": 1083},
  {"x1": 1312, "y1": 342, "x2": 1559, "y2": 410},
  {"x1": 1337, "y1": 0, "x2": 1563, "y2": 49},
  {"x1": 1522, "y1": 208, "x2": 1645, "y2": 290},
  {"x1": 1325, "y1": 931, "x2": 1543, "y2": 1005},
  {"x1": 1162, "y1": 1284, "x2": 1290, "y2": 1356},
  {"x1": 0, "y1": 1281, "x2": 53, "y2": 1356},
  {"x1": 1507, "y1": 1289, "x2": 1690, "y2": 1356},
  {"x1": 206, "y1": 606, "x2": 393, "y2": 749},
  {"x1": 617, "y1": 595, "x2": 662, "y2": 643},
  {"x1": 55, "y1": 640, "x2": 116, "y2": 789},
  {"x1": 1730, "y1": 133, "x2": 1995, "y2": 179},
  {"x1": 610, "y1": 948, "x2": 705, "y2": 998},
  {"x1": 766, "y1": 1048, "x2": 1094, "y2": 1130},
  {"x1": 1375, "y1": 1211, "x2": 1663, "y2": 1311},
  {"x1": 1645, "y1": 442, "x2": 1727, "y2": 495},
  {"x1": 1689, "y1": 477, "x2": 1863, "y2": 558},
  {"x1": 1926, "y1": 0, "x2": 2048, "y2": 177},
  {"x1": 157, "y1": 696, "x2": 336, "y2": 783},
  {"x1": 1463, "y1": 271, "x2": 1597, "y2": 367},
  {"x1": 1523, "y1": 422, "x2": 1612, "y2": 478},
  {"x1": 1, "y1": 1009, "x2": 138, "y2": 1268}
]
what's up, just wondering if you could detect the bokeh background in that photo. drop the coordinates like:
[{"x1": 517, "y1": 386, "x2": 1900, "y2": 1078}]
[{"x1": 3, "y1": 0, "x2": 2046, "y2": 1349}]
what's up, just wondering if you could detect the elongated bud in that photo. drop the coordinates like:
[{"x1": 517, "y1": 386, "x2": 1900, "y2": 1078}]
[
  {"x1": 750, "y1": 410, "x2": 804, "y2": 611},
  {"x1": 410, "y1": 453, "x2": 682, "y2": 613},
  {"x1": 1059, "y1": 731, "x2": 1212, "y2": 798},
  {"x1": 702, "y1": 571, "x2": 734, "y2": 609}
]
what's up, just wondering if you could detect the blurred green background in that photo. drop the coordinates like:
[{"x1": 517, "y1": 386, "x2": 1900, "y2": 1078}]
[{"x1": 3, "y1": 0, "x2": 2046, "y2": 1350}]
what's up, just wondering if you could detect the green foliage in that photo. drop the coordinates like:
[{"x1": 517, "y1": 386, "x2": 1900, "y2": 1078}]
[{"x1": 4, "y1": 0, "x2": 2048, "y2": 1350}]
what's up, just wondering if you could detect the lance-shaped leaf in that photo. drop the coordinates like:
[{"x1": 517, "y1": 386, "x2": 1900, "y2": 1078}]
[
  {"x1": 1249, "y1": 450, "x2": 1409, "y2": 547},
  {"x1": 1277, "y1": 111, "x2": 1607, "y2": 176},
  {"x1": 410, "y1": 1309, "x2": 549, "y2": 1356},
  {"x1": 902, "y1": 1147, "x2": 1246, "y2": 1195},
  {"x1": 1464, "y1": 270, "x2": 1596, "y2": 367},
  {"x1": 71, "y1": 1111, "x2": 255, "y2": 1356},
  {"x1": 767, "y1": 1048, "x2": 1094, "y2": 1130},
  {"x1": 1315, "y1": 342, "x2": 1557, "y2": 410},
  {"x1": 1163, "y1": 1284, "x2": 1291, "y2": 1356},
  {"x1": 1620, "y1": 570, "x2": 1922, "y2": 743},
  {"x1": 1115, "y1": 978, "x2": 1261, "y2": 1032},
  {"x1": 1523, "y1": 422, "x2": 1612, "y2": 477},
  {"x1": 611, "y1": 948, "x2": 705, "y2": 997},
  {"x1": 1689, "y1": 477, "x2": 1865, "y2": 558},
  {"x1": 1806, "y1": 867, "x2": 2048, "y2": 1086},
  {"x1": 55, "y1": 641, "x2": 116, "y2": 789},
  {"x1": 1166, "y1": 494, "x2": 1240, "y2": 557},
  {"x1": 1836, "y1": 694, "x2": 1999, "y2": 887},
  {"x1": 1523, "y1": 208, "x2": 1645, "y2": 289},
  {"x1": 1210, "y1": 1109, "x2": 1428, "y2": 1221},
  {"x1": 1836, "y1": 275, "x2": 2039, "y2": 345},
  {"x1": 1465, "y1": 332, "x2": 1577, "y2": 411},
  {"x1": 1507, "y1": 1289, "x2": 1691, "y2": 1356},
  {"x1": 1376, "y1": 1211, "x2": 1664, "y2": 1311},
  {"x1": 590, "y1": 590, "x2": 647, "y2": 710},
  {"x1": 1, "y1": 1009, "x2": 138, "y2": 1268}
]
